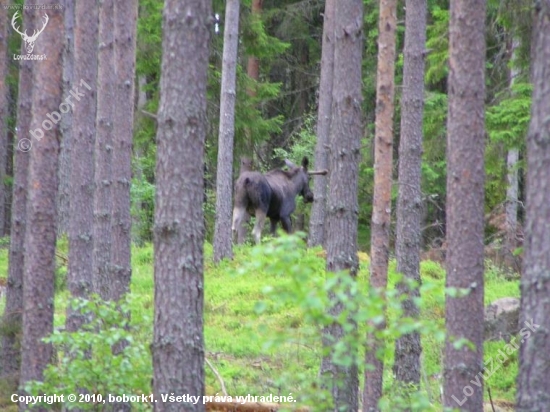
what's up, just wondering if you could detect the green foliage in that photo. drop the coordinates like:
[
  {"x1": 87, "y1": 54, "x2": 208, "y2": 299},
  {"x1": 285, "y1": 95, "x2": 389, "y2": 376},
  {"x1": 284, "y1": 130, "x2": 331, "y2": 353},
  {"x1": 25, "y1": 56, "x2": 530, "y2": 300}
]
[
  {"x1": 486, "y1": 82, "x2": 532, "y2": 149},
  {"x1": 425, "y1": 7, "x2": 449, "y2": 87},
  {"x1": 24, "y1": 296, "x2": 151, "y2": 411},
  {"x1": 271, "y1": 115, "x2": 316, "y2": 163},
  {"x1": 235, "y1": 234, "x2": 443, "y2": 411},
  {"x1": 130, "y1": 172, "x2": 155, "y2": 244}
]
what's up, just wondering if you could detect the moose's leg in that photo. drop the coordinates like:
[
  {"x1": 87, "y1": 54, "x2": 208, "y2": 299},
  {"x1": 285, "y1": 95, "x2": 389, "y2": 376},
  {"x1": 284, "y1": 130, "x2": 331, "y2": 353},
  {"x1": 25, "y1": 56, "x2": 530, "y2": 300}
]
[
  {"x1": 252, "y1": 209, "x2": 267, "y2": 244},
  {"x1": 270, "y1": 218, "x2": 279, "y2": 235},
  {"x1": 281, "y1": 216, "x2": 292, "y2": 233},
  {"x1": 232, "y1": 207, "x2": 250, "y2": 244}
]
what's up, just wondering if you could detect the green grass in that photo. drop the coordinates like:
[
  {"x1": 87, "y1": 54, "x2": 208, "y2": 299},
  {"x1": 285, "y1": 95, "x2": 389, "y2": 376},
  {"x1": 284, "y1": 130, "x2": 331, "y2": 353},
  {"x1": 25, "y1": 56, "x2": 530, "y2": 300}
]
[{"x1": 0, "y1": 236, "x2": 520, "y2": 410}]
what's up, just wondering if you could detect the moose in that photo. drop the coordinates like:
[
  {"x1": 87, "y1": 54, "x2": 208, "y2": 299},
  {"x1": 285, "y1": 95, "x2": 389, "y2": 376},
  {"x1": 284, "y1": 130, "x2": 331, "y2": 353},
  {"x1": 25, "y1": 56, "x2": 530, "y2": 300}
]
[{"x1": 232, "y1": 157, "x2": 327, "y2": 244}]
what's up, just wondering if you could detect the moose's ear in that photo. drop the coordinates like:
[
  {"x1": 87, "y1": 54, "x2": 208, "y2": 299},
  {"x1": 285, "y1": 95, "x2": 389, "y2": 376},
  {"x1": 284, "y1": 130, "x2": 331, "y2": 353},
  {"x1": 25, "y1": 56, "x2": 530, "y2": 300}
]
[
  {"x1": 284, "y1": 159, "x2": 297, "y2": 169},
  {"x1": 301, "y1": 156, "x2": 309, "y2": 171}
]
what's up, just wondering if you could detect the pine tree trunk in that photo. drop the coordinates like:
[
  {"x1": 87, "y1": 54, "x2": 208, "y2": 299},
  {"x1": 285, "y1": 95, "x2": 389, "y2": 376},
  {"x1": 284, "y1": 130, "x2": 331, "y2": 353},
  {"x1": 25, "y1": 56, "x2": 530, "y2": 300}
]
[
  {"x1": 308, "y1": 0, "x2": 335, "y2": 248},
  {"x1": 111, "y1": 0, "x2": 137, "y2": 301},
  {"x1": 247, "y1": 0, "x2": 262, "y2": 90},
  {"x1": 66, "y1": 0, "x2": 98, "y2": 332},
  {"x1": 213, "y1": 0, "x2": 240, "y2": 262},
  {"x1": 0, "y1": 4, "x2": 7, "y2": 238},
  {"x1": 321, "y1": 1, "x2": 363, "y2": 410},
  {"x1": 19, "y1": 4, "x2": 63, "y2": 401},
  {"x1": 93, "y1": 0, "x2": 115, "y2": 299},
  {"x1": 364, "y1": 0, "x2": 397, "y2": 409},
  {"x1": 516, "y1": 1, "x2": 550, "y2": 410},
  {"x1": 393, "y1": 0, "x2": 426, "y2": 387},
  {"x1": 504, "y1": 38, "x2": 520, "y2": 270},
  {"x1": 443, "y1": 0, "x2": 486, "y2": 410},
  {"x1": 152, "y1": 1, "x2": 211, "y2": 410},
  {"x1": 0, "y1": 4, "x2": 33, "y2": 387},
  {"x1": 57, "y1": 0, "x2": 74, "y2": 236}
]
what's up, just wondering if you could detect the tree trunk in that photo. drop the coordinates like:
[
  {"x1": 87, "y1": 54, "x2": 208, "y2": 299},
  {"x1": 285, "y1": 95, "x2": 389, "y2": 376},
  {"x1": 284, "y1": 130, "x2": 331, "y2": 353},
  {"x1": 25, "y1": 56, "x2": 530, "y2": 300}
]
[
  {"x1": 0, "y1": 4, "x2": 7, "y2": 238},
  {"x1": 516, "y1": 1, "x2": 550, "y2": 410},
  {"x1": 19, "y1": 3, "x2": 63, "y2": 402},
  {"x1": 246, "y1": 0, "x2": 262, "y2": 93},
  {"x1": 93, "y1": 0, "x2": 115, "y2": 299},
  {"x1": 504, "y1": 38, "x2": 520, "y2": 270},
  {"x1": 213, "y1": 0, "x2": 240, "y2": 262},
  {"x1": 364, "y1": 0, "x2": 397, "y2": 409},
  {"x1": 308, "y1": 0, "x2": 335, "y2": 248},
  {"x1": 443, "y1": 0, "x2": 486, "y2": 410},
  {"x1": 66, "y1": 0, "x2": 98, "y2": 332},
  {"x1": 57, "y1": 0, "x2": 74, "y2": 236},
  {"x1": 0, "y1": 4, "x2": 33, "y2": 387},
  {"x1": 393, "y1": 0, "x2": 426, "y2": 387},
  {"x1": 152, "y1": 0, "x2": 211, "y2": 410},
  {"x1": 111, "y1": 0, "x2": 137, "y2": 300},
  {"x1": 321, "y1": 1, "x2": 363, "y2": 410}
]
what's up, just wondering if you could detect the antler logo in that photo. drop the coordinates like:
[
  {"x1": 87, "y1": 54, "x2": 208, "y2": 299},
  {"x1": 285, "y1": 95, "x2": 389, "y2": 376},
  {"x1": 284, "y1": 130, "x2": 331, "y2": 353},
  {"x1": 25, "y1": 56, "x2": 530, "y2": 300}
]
[{"x1": 11, "y1": 11, "x2": 49, "y2": 55}]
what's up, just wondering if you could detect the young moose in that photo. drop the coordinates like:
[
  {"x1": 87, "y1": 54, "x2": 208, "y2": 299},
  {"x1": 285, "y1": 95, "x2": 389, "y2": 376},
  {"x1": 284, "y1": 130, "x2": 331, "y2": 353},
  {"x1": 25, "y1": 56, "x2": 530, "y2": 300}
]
[{"x1": 232, "y1": 157, "x2": 327, "y2": 244}]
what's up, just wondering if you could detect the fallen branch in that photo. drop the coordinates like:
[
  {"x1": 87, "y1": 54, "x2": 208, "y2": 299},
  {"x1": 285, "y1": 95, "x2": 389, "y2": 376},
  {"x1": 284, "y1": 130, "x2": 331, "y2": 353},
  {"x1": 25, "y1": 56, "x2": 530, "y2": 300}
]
[
  {"x1": 141, "y1": 109, "x2": 158, "y2": 121},
  {"x1": 205, "y1": 357, "x2": 228, "y2": 396},
  {"x1": 205, "y1": 401, "x2": 309, "y2": 412}
]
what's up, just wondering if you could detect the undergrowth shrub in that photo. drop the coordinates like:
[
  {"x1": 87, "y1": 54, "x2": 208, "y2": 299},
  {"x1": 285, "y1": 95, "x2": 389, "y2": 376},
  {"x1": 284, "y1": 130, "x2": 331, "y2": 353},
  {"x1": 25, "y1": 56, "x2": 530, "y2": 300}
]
[
  {"x1": 234, "y1": 233, "x2": 446, "y2": 412},
  {"x1": 24, "y1": 295, "x2": 151, "y2": 411}
]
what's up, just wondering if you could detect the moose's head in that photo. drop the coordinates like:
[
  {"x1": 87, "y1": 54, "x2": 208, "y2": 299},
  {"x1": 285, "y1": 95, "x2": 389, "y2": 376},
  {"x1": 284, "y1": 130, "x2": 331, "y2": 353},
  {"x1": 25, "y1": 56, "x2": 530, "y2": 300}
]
[
  {"x1": 12, "y1": 11, "x2": 49, "y2": 55},
  {"x1": 284, "y1": 157, "x2": 327, "y2": 204}
]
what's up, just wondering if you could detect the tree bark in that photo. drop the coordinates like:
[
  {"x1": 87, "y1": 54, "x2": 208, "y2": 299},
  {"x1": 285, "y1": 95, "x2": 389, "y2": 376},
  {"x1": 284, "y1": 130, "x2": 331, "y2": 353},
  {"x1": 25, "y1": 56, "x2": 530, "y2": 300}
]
[
  {"x1": 111, "y1": 0, "x2": 138, "y2": 300},
  {"x1": 0, "y1": 4, "x2": 33, "y2": 387},
  {"x1": 308, "y1": 0, "x2": 335, "y2": 248},
  {"x1": 19, "y1": 3, "x2": 63, "y2": 403},
  {"x1": 92, "y1": 0, "x2": 115, "y2": 299},
  {"x1": 443, "y1": 0, "x2": 486, "y2": 410},
  {"x1": 213, "y1": 0, "x2": 240, "y2": 262},
  {"x1": 56, "y1": 0, "x2": 74, "y2": 236},
  {"x1": 321, "y1": 1, "x2": 363, "y2": 410},
  {"x1": 504, "y1": 38, "x2": 520, "y2": 269},
  {"x1": 364, "y1": 0, "x2": 397, "y2": 409},
  {"x1": 393, "y1": 0, "x2": 426, "y2": 387},
  {"x1": 0, "y1": 4, "x2": 7, "y2": 238},
  {"x1": 152, "y1": 0, "x2": 211, "y2": 410},
  {"x1": 516, "y1": 1, "x2": 550, "y2": 410},
  {"x1": 246, "y1": 0, "x2": 262, "y2": 93},
  {"x1": 66, "y1": 0, "x2": 98, "y2": 332}
]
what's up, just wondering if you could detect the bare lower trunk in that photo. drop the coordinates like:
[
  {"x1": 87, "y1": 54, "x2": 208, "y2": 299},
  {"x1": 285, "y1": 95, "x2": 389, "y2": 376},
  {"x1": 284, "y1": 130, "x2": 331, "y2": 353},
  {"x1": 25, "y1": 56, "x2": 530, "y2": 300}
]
[
  {"x1": 364, "y1": 0, "x2": 397, "y2": 410},
  {"x1": 66, "y1": 0, "x2": 98, "y2": 332},
  {"x1": 393, "y1": 0, "x2": 426, "y2": 388},
  {"x1": 308, "y1": 0, "x2": 335, "y2": 248},
  {"x1": 443, "y1": 0, "x2": 486, "y2": 410},
  {"x1": 321, "y1": 1, "x2": 363, "y2": 410},
  {"x1": 516, "y1": 1, "x2": 550, "y2": 410},
  {"x1": 19, "y1": 4, "x2": 63, "y2": 404},
  {"x1": 57, "y1": 0, "x2": 74, "y2": 236},
  {"x1": 504, "y1": 39, "x2": 521, "y2": 270},
  {"x1": 111, "y1": 0, "x2": 137, "y2": 301},
  {"x1": 152, "y1": 1, "x2": 211, "y2": 410},
  {"x1": 0, "y1": 4, "x2": 8, "y2": 238},
  {"x1": 93, "y1": 0, "x2": 115, "y2": 299},
  {"x1": 0, "y1": 6, "x2": 34, "y2": 386},
  {"x1": 213, "y1": 0, "x2": 240, "y2": 262}
]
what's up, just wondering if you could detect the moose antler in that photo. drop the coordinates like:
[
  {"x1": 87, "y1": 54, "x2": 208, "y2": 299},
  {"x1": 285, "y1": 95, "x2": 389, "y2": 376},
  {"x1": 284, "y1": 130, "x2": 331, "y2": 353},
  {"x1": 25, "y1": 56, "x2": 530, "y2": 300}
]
[{"x1": 308, "y1": 169, "x2": 328, "y2": 176}]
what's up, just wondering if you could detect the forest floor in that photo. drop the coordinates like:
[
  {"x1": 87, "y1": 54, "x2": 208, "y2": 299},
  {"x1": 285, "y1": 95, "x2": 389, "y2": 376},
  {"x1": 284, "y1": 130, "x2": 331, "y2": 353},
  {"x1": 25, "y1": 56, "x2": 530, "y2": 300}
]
[{"x1": 0, "y1": 235, "x2": 519, "y2": 411}]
